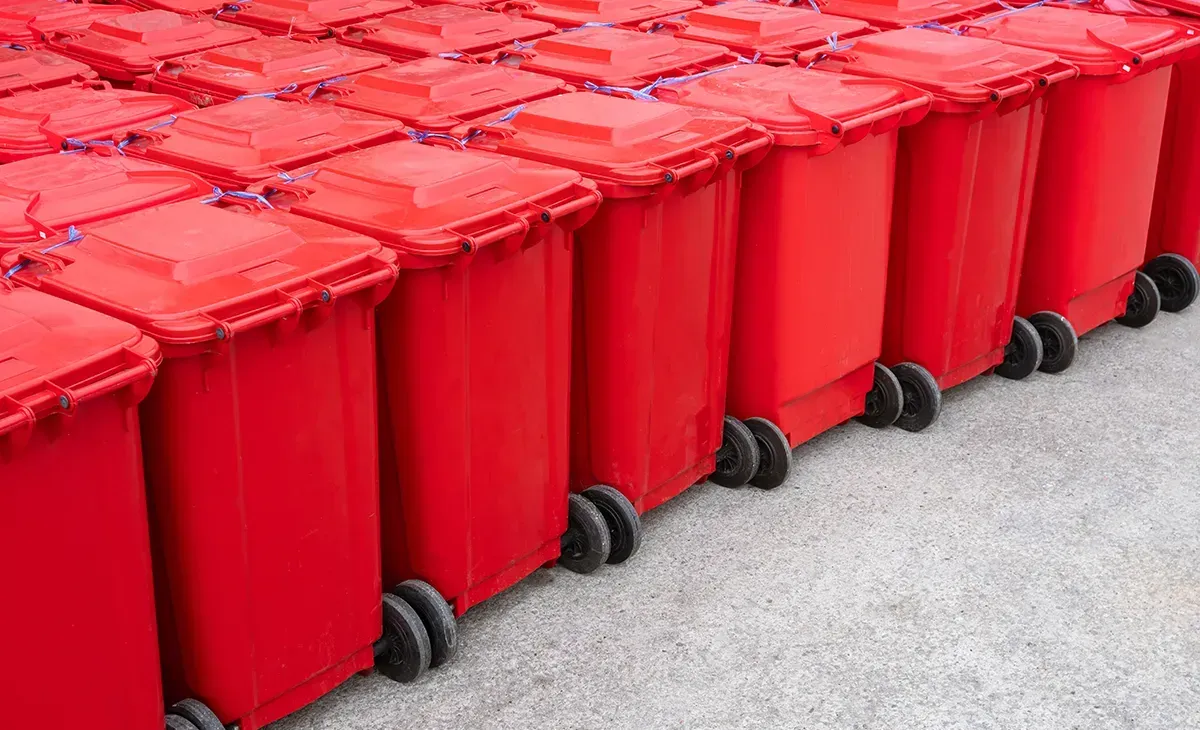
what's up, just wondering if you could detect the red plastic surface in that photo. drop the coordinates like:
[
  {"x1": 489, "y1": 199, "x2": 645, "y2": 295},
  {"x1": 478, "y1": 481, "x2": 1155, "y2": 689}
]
[
  {"x1": 0, "y1": 46, "x2": 96, "y2": 96},
  {"x1": 336, "y1": 4, "x2": 557, "y2": 62},
  {"x1": 816, "y1": 0, "x2": 1006, "y2": 29},
  {"x1": 0, "y1": 0, "x2": 136, "y2": 47},
  {"x1": 458, "y1": 93, "x2": 771, "y2": 513},
  {"x1": 119, "y1": 96, "x2": 405, "y2": 189},
  {"x1": 2, "y1": 284, "x2": 163, "y2": 730},
  {"x1": 214, "y1": 0, "x2": 416, "y2": 39},
  {"x1": 304, "y1": 57, "x2": 570, "y2": 131},
  {"x1": 251, "y1": 140, "x2": 601, "y2": 613},
  {"x1": 2, "y1": 200, "x2": 399, "y2": 730},
  {"x1": 1148, "y1": 49, "x2": 1200, "y2": 265},
  {"x1": 0, "y1": 84, "x2": 193, "y2": 163},
  {"x1": 498, "y1": 0, "x2": 702, "y2": 28},
  {"x1": 138, "y1": 37, "x2": 390, "y2": 107},
  {"x1": 46, "y1": 10, "x2": 261, "y2": 83}
]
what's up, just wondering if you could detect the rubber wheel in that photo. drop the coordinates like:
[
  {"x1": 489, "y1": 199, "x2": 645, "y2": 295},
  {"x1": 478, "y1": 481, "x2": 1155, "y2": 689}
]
[
  {"x1": 168, "y1": 700, "x2": 223, "y2": 730},
  {"x1": 710, "y1": 415, "x2": 760, "y2": 488},
  {"x1": 891, "y1": 363, "x2": 941, "y2": 433},
  {"x1": 166, "y1": 716, "x2": 201, "y2": 730},
  {"x1": 392, "y1": 580, "x2": 457, "y2": 669},
  {"x1": 376, "y1": 593, "x2": 432, "y2": 684},
  {"x1": 856, "y1": 361, "x2": 903, "y2": 428},
  {"x1": 582, "y1": 485, "x2": 642, "y2": 565},
  {"x1": 1144, "y1": 253, "x2": 1200, "y2": 313},
  {"x1": 1116, "y1": 270, "x2": 1161, "y2": 328},
  {"x1": 558, "y1": 493, "x2": 611, "y2": 575},
  {"x1": 1029, "y1": 311, "x2": 1078, "y2": 374},
  {"x1": 744, "y1": 417, "x2": 792, "y2": 490},
  {"x1": 996, "y1": 316, "x2": 1043, "y2": 381}
]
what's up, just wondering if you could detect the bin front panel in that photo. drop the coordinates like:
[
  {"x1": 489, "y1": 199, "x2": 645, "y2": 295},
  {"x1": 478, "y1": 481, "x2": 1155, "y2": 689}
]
[
  {"x1": 0, "y1": 46, "x2": 96, "y2": 96},
  {"x1": 336, "y1": 4, "x2": 556, "y2": 61}
]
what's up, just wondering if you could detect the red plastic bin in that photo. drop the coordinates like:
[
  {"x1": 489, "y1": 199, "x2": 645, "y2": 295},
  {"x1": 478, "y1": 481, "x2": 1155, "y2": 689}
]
[
  {"x1": 453, "y1": 92, "x2": 772, "y2": 521},
  {"x1": 303, "y1": 57, "x2": 570, "y2": 132},
  {"x1": 135, "y1": 36, "x2": 390, "y2": 107},
  {"x1": 805, "y1": 28, "x2": 1076, "y2": 430},
  {"x1": 0, "y1": 0, "x2": 135, "y2": 48},
  {"x1": 1, "y1": 199, "x2": 406, "y2": 730},
  {"x1": 0, "y1": 45, "x2": 96, "y2": 96},
  {"x1": 960, "y1": 6, "x2": 1200, "y2": 362},
  {"x1": 816, "y1": 0, "x2": 1006, "y2": 29},
  {"x1": 496, "y1": 0, "x2": 702, "y2": 29},
  {"x1": 647, "y1": 63, "x2": 929, "y2": 482},
  {"x1": 204, "y1": 0, "x2": 415, "y2": 40},
  {"x1": 336, "y1": 4, "x2": 557, "y2": 63}
]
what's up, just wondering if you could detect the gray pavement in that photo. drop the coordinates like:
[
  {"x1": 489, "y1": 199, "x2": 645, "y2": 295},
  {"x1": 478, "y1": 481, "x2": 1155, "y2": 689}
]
[{"x1": 275, "y1": 310, "x2": 1200, "y2": 730}]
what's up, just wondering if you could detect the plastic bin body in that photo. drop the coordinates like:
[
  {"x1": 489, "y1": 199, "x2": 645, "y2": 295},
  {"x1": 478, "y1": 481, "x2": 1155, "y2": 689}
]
[
  {"x1": 817, "y1": 0, "x2": 1006, "y2": 29},
  {"x1": 497, "y1": 0, "x2": 702, "y2": 29},
  {"x1": 211, "y1": 0, "x2": 416, "y2": 40},
  {"x1": 336, "y1": 5, "x2": 557, "y2": 62},
  {"x1": 1, "y1": 285, "x2": 164, "y2": 730},
  {"x1": 0, "y1": 0, "x2": 136, "y2": 47},
  {"x1": 457, "y1": 93, "x2": 770, "y2": 514},
  {"x1": 0, "y1": 46, "x2": 96, "y2": 96},
  {"x1": 654, "y1": 64, "x2": 929, "y2": 448},
  {"x1": 251, "y1": 141, "x2": 599, "y2": 613},
  {"x1": 2, "y1": 200, "x2": 400, "y2": 730}
]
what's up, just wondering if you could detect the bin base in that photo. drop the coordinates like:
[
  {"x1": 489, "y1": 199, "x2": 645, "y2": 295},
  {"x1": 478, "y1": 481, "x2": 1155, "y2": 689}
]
[
  {"x1": 774, "y1": 363, "x2": 875, "y2": 450},
  {"x1": 1063, "y1": 272, "x2": 1137, "y2": 339},
  {"x1": 453, "y1": 539, "x2": 562, "y2": 617},
  {"x1": 236, "y1": 645, "x2": 375, "y2": 730},
  {"x1": 634, "y1": 456, "x2": 718, "y2": 516},
  {"x1": 935, "y1": 348, "x2": 1005, "y2": 392}
]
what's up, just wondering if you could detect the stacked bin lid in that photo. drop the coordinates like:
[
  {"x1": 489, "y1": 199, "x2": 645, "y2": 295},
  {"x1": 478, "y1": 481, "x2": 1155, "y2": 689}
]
[
  {"x1": 202, "y1": 0, "x2": 416, "y2": 40},
  {"x1": 0, "y1": 46, "x2": 96, "y2": 96},
  {"x1": 0, "y1": 85, "x2": 193, "y2": 162},
  {"x1": 137, "y1": 36, "x2": 391, "y2": 107},
  {"x1": 496, "y1": 0, "x2": 702, "y2": 29},
  {"x1": 46, "y1": 10, "x2": 261, "y2": 83},
  {"x1": 119, "y1": 96, "x2": 406, "y2": 189},
  {"x1": 817, "y1": 0, "x2": 1006, "y2": 29},
  {"x1": 642, "y1": 1, "x2": 875, "y2": 65},
  {"x1": 0, "y1": 0, "x2": 136, "y2": 48},
  {"x1": 304, "y1": 57, "x2": 570, "y2": 131},
  {"x1": 335, "y1": 5, "x2": 557, "y2": 62}
]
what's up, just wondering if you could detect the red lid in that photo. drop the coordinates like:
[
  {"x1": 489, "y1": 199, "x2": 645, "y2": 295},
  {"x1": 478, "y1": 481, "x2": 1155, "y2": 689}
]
[
  {"x1": 217, "y1": 0, "x2": 416, "y2": 39},
  {"x1": 121, "y1": 96, "x2": 405, "y2": 188},
  {"x1": 1, "y1": 199, "x2": 399, "y2": 347},
  {"x1": 962, "y1": 5, "x2": 1199, "y2": 75},
  {"x1": 653, "y1": 2, "x2": 874, "y2": 64},
  {"x1": 46, "y1": 10, "x2": 261, "y2": 81},
  {"x1": 0, "y1": 47, "x2": 96, "y2": 97},
  {"x1": 816, "y1": 0, "x2": 1005, "y2": 30},
  {"x1": 0, "y1": 153, "x2": 211, "y2": 247},
  {"x1": 502, "y1": 25, "x2": 736, "y2": 88},
  {"x1": 1120, "y1": 0, "x2": 1200, "y2": 18},
  {"x1": 651, "y1": 62, "x2": 929, "y2": 147},
  {"x1": 306, "y1": 57, "x2": 570, "y2": 131},
  {"x1": 0, "y1": 283, "x2": 159, "y2": 438},
  {"x1": 0, "y1": 0, "x2": 137, "y2": 47},
  {"x1": 808, "y1": 27, "x2": 1075, "y2": 111},
  {"x1": 412, "y1": 0, "x2": 501, "y2": 8},
  {"x1": 498, "y1": 0, "x2": 702, "y2": 29},
  {"x1": 0, "y1": 85, "x2": 193, "y2": 163},
  {"x1": 249, "y1": 140, "x2": 600, "y2": 265},
  {"x1": 453, "y1": 91, "x2": 771, "y2": 193},
  {"x1": 336, "y1": 5, "x2": 557, "y2": 62},
  {"x1": 141, "y1": 37, "x2": 390, "y2": 107}
]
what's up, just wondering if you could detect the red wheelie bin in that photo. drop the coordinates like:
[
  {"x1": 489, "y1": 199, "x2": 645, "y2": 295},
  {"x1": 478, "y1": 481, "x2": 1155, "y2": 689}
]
[
  {"x1": 496, "y1": 0, "x2": 701, "y2": 29},
  {"x1": 1, "y1": 199, "x2": 408, "y2": 730},
  {"x1": 335, "y1": 4, "x2": 556, "y2": 62},
  {"x1": 818, "y1": 0, "x2": 1006, "y2": 29},
  {"x1": 0, "y1": 0, "x2": 134, "y2": 48},
  {"x1": 0, "y1": 45, "x2": 96, "y2": 96},
  {"x1": 958, "y1": 5, "x2": 1200, "y2": 370},
  {"x1": 804, "y1": 29, "x2": 1076, "y2": 430}
]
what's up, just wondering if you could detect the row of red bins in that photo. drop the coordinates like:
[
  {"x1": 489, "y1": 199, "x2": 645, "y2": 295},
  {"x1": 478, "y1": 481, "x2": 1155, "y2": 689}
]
[{"x1": 5, "y1": 0, "x2": 1200, "y2": 729}]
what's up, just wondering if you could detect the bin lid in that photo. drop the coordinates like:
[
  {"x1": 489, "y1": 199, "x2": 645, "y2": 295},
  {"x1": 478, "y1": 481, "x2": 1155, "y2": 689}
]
[
  {"x1": 500, "y1": 0, "x2": 702, "y2": 28},
  {"x1": 658, "y1": 2, "x2": 874, "y2": 63},
  {"x1": 306, "y1": 57, "x2": 570, "y2": 131},
  {"x1": 148, "y1": 37, "x2": 390, "y2": 106},
  {"x1": 217, "y1": 0, "x2": 416, "y2": 38},
  {"x1": 506, "y1": 25, "x2": 736, "y2": 87},
  {"x1": 0, "y1": 0, "x2": 136, "y2": 47},
  {"x1": 0, "y1": 47, "x2": 96, "y2": 97},
  {"x1": 335, "y1": 5, "x2": 557, "y2": 61},
  {"x1": 0, "y1": 153, "x2": 211, "y2": 246},
  {"x1": 651, "y1": 62, "x2": 928, "y2": 146},
  {"x1": 47, "y1": 10, "x2": 261, "y2": 77},
  {"x1": 816, "y1": 0, "x2": 1004, "y2": 29},
  {"x1": 251, "y1": 140, "x2": 594, "y2": 262},
  {"x1": 962, "y1": 5, "x2": 1198, "y2": 75},
  {"x1": 1, "y1": 199, "x2": 396, "y2": 345},
  {"x1": 0, "y1": 85, "x2": 193, "y2": 162},
  {"x1": 122, "y1": 96, "x2": 405, "y2": 186},
  {"x1": 1122, "y1": 0, "x2": 1200, "y2": 18}
]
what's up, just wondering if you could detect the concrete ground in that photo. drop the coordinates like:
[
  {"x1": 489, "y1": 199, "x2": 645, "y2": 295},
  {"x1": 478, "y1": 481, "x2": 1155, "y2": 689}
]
[{"x1": 275, "y1": 310, "x2": 1200, "y2": 730}]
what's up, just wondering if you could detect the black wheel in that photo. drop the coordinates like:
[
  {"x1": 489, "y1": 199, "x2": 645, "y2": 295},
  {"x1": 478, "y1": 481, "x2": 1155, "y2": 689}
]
[
  {"x1": 168, "y1": 700, "x2": 223, "y2": 730},
  {"x1": 558, "y1": 493, "x2": 611, "y2": 574},
  {"x1": 166, "y1": 717, "x2": 200, "y2": 730},
  {"x1": 392, "y1": 580, "x2": 457, "y2": 669},
  {"x1": 856, "y1": 361, "x2": 903, "y2": 428},
  {"x1": 582, "y1": 485, "x2": 642, "y2": 565},
  {"x1": 1116, "y1": 270, "x2": 1161, "y2": 328},
  {"x1": 744, "y1": 417, "x2": 792, "y2": 490},
  {"x1": 995, "y1": 316, "x2": 1043, "y2": 380},
  {"x1": 1029, "y1": 311, "x2": 1078, "y2": 374},
  {"x1": 891, "y1": 362, "x2": 941, "y2": 433},
  {"x1": 710, "y1": 415, "x2": 760, "y2": 487},
  {"x1": 1144, "y1": 253, "x2": 1199, "y2": 313},
  {"x1": 376, "y1": 593, "x2": 432, "y2": 684}
]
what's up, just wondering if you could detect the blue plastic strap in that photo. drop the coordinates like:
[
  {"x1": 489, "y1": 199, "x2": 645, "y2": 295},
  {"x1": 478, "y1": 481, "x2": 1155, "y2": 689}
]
[
  {"x1": 462, "y1": 104, "x2": 526, "y2": 143},
  {"x1": 584, "y1": 80, "x2": 659, "y2": 102},
  {"x1": 908, "y1": 20, "x2": 967, "y2": 34},
  {"x1": 807, "y1": 0, "x2": 822, "y2": 12},
  {"x1": 438, "y1": 51, "x2": 464, "y2": 59},
  {"x1": 975, "y1": 0, "x2": 1046, "y2": 23},
  {"x1": 60, "y1": 137, "x2": 129, "y2": 156},
  {"x1": 0, "y1": 42, "x2": 28, "y2": 51},
  {"x1": 235, "y1": 83, "x2": 299, "y2": 101},
  {"x1": 406, "y1": 129, "x2": 468, "y2": 148},
  {"x1": 562, "y1": 21, "x2": 615, "y2": 31},
  {"x1": 276, "y1": 169, "x2": 317, "y2": 183},
  {"x1": 214, "y1": 3, "x2": 244, "y2": 16},
  {"x1": 145, "y1": 115, "x2": 178, "y2": 132},
  {"x1": 3, "y1": 226, "x2": 84, "y2": 280},
  {"x1": 491, "y1": 39, "x2": 539, "y2": 65},
  {"x1": 638, "y1": 56, "x2": 757, "y2": 97},
  {"x1": 201, "y1": 186, "x2": 275, "y2": 209},
  {"x1": 824, "y1": 31, "x2": 854, "y2": 52},
  {"x1": 306, "y1": 76, "x2": 347, "y2": 99}
]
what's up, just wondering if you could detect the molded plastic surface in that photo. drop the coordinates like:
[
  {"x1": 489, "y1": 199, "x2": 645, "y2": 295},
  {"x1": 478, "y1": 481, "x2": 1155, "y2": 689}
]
[
  {"x1": 336, "y1": 4, "x2": 557, "y2": 61},
  {"x1": 499, "y1": 0, "x2": 702, "y2": 28},
  {"x1": 0, "y1": 0, "x2": 135, "y2": 47},
  {"x1": 817, "y1": 0, "x2": 1006, "y2": 30},
  {"x1": 0, "y1": 46, "x2": 96, "y2": 96},
  {"x1": 213, "y1": 0, "x2": 416, "y2": 39}
]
